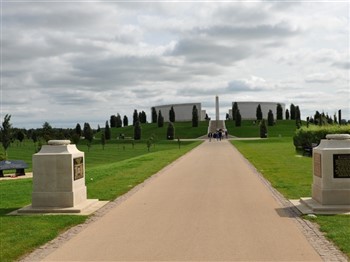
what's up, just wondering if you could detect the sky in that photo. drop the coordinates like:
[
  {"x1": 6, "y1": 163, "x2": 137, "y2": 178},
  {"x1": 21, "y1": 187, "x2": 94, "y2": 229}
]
[{"x1": 1, "y1": 0, "x2": 349, "y2": 129}]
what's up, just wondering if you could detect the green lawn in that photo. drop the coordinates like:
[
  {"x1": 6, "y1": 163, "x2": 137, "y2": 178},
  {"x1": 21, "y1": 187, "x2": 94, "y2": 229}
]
[
  {"x1": 0, "y1": 140, "x2": 201, "y2": 262},
  {"x1": 231, "y1": 138, "x2": 350, "y2": 259}
]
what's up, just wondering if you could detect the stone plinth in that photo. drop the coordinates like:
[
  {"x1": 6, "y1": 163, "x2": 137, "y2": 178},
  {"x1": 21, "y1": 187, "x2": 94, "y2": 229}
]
[
  {"x1": 16, "y1": 140, "x2": 108, "y2": 215},
  {"x1": 292, "y1": 134, "x2": 350, "y2": 214}
]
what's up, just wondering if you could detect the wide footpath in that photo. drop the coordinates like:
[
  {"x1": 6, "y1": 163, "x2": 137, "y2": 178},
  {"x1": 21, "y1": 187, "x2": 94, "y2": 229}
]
[{"x1": 37, "y1": 140, "x2": 323, "y2": 261}]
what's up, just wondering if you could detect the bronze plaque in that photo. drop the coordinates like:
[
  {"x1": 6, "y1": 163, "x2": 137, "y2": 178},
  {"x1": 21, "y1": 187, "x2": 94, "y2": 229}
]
[
  {"x1": 313, "y1": 153, "x2": 322, "y2": 178},
  {"x1": 74, "y1": 157, "x2": 84, "y2": 180},
  {"x1": 333, "y1": 154, "x2": 350, "y2": 178}
]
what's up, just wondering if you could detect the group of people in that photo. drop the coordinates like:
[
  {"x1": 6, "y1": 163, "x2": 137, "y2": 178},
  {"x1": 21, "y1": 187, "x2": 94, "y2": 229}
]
[{"x1": 207, "y1": 129, "x2": 228, "y2": 141}]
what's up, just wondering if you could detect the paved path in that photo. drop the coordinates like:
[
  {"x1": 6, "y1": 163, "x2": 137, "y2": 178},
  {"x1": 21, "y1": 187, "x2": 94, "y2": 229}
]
[{"x1": 40, "y1": 140, "x2": 322, "y2": 261}]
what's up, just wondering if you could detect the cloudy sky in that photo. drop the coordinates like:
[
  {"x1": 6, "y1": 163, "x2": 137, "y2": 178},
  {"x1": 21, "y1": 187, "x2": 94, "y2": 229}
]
[{"x1": 1, "y1": 1, "x2": 349, "y2": 129}]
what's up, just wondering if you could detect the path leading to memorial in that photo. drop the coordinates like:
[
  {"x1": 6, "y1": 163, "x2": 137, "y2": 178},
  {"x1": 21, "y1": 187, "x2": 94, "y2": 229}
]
[{"x1": 39, "y1": 140, "x2": 323, "y2": 261}]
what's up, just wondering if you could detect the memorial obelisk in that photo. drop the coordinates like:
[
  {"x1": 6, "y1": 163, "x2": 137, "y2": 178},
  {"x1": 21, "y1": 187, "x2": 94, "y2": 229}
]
[{"x1": 215, "y1": 95, "x2": 219, "y2": 130}]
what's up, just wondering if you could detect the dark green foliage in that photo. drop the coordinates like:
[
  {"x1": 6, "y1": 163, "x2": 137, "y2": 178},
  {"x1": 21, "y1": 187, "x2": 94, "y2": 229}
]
[
  {"x1": 293, "y1": 125, "x2": 350, "y2": 149},
  {"x1": 256, "y1": 104, "x2": 263, "y2": 121},
  {"x1": 285, "y1": 109, "x2": 290, "y2": 120},
  {"x1": 116, "y1": 114, "x2": 122, "y2": 128},
  {"x1": 83, "y1": 122, "x2": 93, "y2": 150},
  {"x1": 75, "y1": 123, "x2": 82, "y2": 137},
  {"x1": 192, "y1": 105, "x2": 198, "y2": 127},
  {"x1": 260, "y1": 119, "x2": 267, "y2": 138},
  {"x1": 151, "y1": 107, "x2": 157, "y2": 123},
  {"x1": 133, "y1": 109, "x2": 139, "y2": 126},
  {"x1": 139, "y1": 111, "x2": 147, "y2": 124},
  {"x1": 235, "y1": 109, "x2": 242, "y2": 127},
  {"x1": 169, "y1": 106, "x2": 175, "y2": 123},
  {"x1": 295, "y1": 106, "x2": 301, "y2": 128},
  {"x1": 290, "y1": 104, "x2": 296, "y2": 120},
  {"x1": 42, "y1": 122, "x2": 53, "y2": 142},
  {"x1": 157, "y1": 110, "x2": 164, "y2": 127},
  {"x1": 232, "y1": 102, "x2": 238, "y2": 121},
  {"x1": 110, "y1": 115, "x2": 117, "y2": 128},
  {"x1": 16, "y1": 130, "x2": 25, "y2": 145},
  {"x1": 105, "y1": 121, "x2": 111, "y2": 140},
  {"x1": 1, "y1": 114, "x2": 12, "y2": 159},
  {"x1": 268, "y1": 110, "x2": 274, "y2": 126},
  {"x1": 134, "y1": 121, "x2": 141, "y2": 140},
  {"x1": 276, "y1": 103, "x2": 283, "y2": 120},
  {"x1": 123, "y1": 115, "x2": 128, "y2": 127},
  {"x1": 167, "y1": 122, "x2": 175, "y2": 140}
]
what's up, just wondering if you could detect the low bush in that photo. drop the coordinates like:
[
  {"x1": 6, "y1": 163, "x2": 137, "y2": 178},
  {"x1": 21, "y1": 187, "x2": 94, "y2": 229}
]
[{"x1": 293, "y1": 125, "x2": 350, "y2": 149}]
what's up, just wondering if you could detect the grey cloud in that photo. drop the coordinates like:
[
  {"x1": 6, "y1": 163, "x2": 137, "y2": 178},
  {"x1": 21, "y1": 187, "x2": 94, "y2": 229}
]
[{"x1": 332, "y1": 61, "x2": 350, "y2": 70}]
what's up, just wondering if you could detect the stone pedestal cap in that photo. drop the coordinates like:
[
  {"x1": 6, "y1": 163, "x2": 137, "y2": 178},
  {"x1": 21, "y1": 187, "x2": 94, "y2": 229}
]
[
  {"x1": 48, "y1": 140, "x2": 71, "y2": 145},
  {"x1": 326, "y1": 134, "x2": 350, "y2": 140}
]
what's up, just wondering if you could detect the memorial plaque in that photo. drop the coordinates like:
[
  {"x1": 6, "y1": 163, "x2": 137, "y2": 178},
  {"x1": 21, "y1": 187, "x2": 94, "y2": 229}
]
[
  {"x1": 333, "y1": 154, "x2": 350, "y2": 178},
  {"x1": 313, "y1": 153, "x2": 322, "y2": 178},
  {"x1": 74, "y1": 157, "x2": 84, "y2": 180}
]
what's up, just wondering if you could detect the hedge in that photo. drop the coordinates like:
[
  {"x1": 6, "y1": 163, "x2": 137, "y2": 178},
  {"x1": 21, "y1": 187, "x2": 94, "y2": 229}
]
[{"x1": 293, "y1": 125, "x2": 350, "y2": 149}]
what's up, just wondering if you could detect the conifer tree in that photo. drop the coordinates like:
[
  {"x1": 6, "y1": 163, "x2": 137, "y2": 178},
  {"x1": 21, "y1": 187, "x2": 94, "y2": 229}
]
[
  {"x1": 134, "y1": 121, "x2": 141, "y2": 140},
  {"x1": 167, "y1": 122, "x2": 175, "y2": 140},
  {"x1": 1, "y1": 114, "x2": 12, "y2": 159},
  {"x1": 232, "y1": 102, "x2": 239, "y2": 121},
  {"x1": 123, "y1": 115, "x2": 128, "y2": 127},
  {"x1": 157, "y1": 110, "x2": 164, "y2": 127},
  {"x1": 268, "y1": 110, "x2": 274, "y2": 126},
  {"x1": 290, "y1": 104, "x2": 296, "y2": 120},
  {"x1": 235, "y1": 109, "x2": 241, "y2": 127},
  {"x1": 133, "y1": 109, "x2": 139, "y2": 126},
  {"x1": 151, "y1": 107, "x2": 157, "y2": 123},
  {"x1": 260, "y1": 119, "x2": 267, "y2": 138},
  {"x1": 105, "y1": 121, "x2": 111, "y2": 140},
  {"x1": 256, "y1": 104, "x2": 263, "y2": 121},
  {"x1": 276, "y1": 104, "x2": 283, "y2": 120},
  {"x1": 285, "y1": 109, "x2": 290, "y2": 120},
  {"x1": 169, "y1": 106, "x2": 175, "y2": 123},
  {"x1": 192, "y1": 105, "x2": 198, "y2": 127}
]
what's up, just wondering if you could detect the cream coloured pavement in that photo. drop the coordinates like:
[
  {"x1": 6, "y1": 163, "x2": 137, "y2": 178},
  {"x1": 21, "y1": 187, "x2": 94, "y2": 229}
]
[{"x1": 41, "y1": 140, "x2": 322, "y2": 261}]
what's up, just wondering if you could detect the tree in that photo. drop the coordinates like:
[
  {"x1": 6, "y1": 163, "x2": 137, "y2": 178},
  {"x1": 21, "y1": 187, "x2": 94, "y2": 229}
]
[
  {"x1": 83, "y1": 122, "x2": 93, "y2": 151},
  {"x1": 192, "y1": 105, "x2": 198, "y2": 127},
  {"x1": 101, "y1": 133, "x2": 106, "y2": 150},
  {"x1": 151, "y1": 107, "x2": 157, "y2": 123},
  {"x1": 1, "y1": 114, "x2": 12, "y2": 159},
  {"x1": 123, "y1": 115, "x2": 128, "y2": 127},
  {"x1": 267, "y1": 110, "x2": 274, "y2": 126},
  {"x1": 110, "y1": 115, "x2": 117, "y2": 128},
  {"x1": 167, "y1": 122, "x2": 175, "y2": 140},
  {"x1": 256, "y1": 104, "x2": 263, "y2": 121},
  {"x1": 232, "y1": 102, "x2": 239, "y2": 121},
  {"x1": 295, "y1": 106, "x2": 301, "y2": 128},
  {"x1": 169, "y1": 106, "x2": 175, "y2": 123},
  {"x1": 134, "y1": 121, "x2": 141, "y2": 140},
  {"x1": 285, "y1": 109, "x2": 290, "y2": 120},
  {"x1": 42, "y1": 122, "x2": 53, "y2": 142},
  {"x1": 75, "y1": 123, "x2": 82, "y2": 137},
  {"x1": 133, "y1": 109, "x2": 139, "y2": 126},
  {"x1": 290, "y1": 104, "x2": 296, "y2": 120},
  {"x1": 139, "y1": 111, "x2": 147, "y2": 123},
  {"x1": 157, "y1": 110, "x2": 164, "y2": 127},
  {"x1": 116, "y1": 114, "x2": 122, "y2": 128},
  {"x1": 105, "y1": 121, "x2": 111, "y2": 140},
  {"x1": 16, "y1": 130, "x2": 25, "y2": 146},
  {"x1": 276, "y1": 103, "x2": 283, "y2": 120},
  {"x1": 235, "y1": 109, "x2": 241, "y2": 127},
  {"x1": 260, "y1": 119, "x2": 267, "y2": 138}
]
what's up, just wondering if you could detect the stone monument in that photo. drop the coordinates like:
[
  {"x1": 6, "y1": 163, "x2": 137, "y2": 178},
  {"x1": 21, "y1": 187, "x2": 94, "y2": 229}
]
[
  {"x1": 17, "y1": 140, "x2": 107, "y2": 215},
  {"x1": 293, "y1": 134, "x2": 350, "y2": 214}
]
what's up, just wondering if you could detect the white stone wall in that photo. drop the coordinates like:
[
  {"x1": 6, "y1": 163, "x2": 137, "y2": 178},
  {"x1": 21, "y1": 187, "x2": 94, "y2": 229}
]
[
  {"x1": 229, "y1": 102, "x2": 286, "y2": 120},
  {"x1": 152, "y1": 103, "x2": 204, "y2": 122}
]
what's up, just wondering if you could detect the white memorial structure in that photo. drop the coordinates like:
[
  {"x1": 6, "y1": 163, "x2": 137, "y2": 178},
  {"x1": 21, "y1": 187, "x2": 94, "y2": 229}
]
[
  {"x1": 152, "y1": 103, "x2": 206, "y2": 122},
  {"x1": 17, "y1": 140, "x2": 107, "y2": 215},
  {"x1": 228, "y1": 101, "x2": 285, "y2": 120}
]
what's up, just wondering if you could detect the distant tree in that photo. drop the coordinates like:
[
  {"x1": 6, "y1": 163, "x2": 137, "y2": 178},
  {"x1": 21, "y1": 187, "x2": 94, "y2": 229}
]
[
  {"x1": 123, "y1": 115, "x2": 128, "y2": 127},
  {"x1": 276, "y1": 104, "x2": 283, "y2": 120},
  {"x1": 285, "y1": 109, "x2": 290, "y2": 120},
  {"x1": 290, "y1": 104, "x2": 296, "y2": 120},
  {"x1": 226, "y1": 113, "x2": 229, "y2": 120},
  {"x1": 71, "y1": 134, "x2": 80, "y2": 145},
  {"x1": 192, "y1": 105, "x2": 198, "y2": 127},
  {"x1": 235, "y1": 109, "x2": 242, "y2": 127},
  {"x1": 260, "y1": 119, "x2": 267, "y2": 138},
  {"x1": 151, "y1": 107, "x2": 157, "y2": 123},
  {"x1": 110, "y1": 115, "x2": 117, "y2": 128},
  {"x1": 133, "y1": 110, "x2": 139, "y2": 126},
  {"x1": 1, "y1": 114, "x2": 12, "y2": 159},
  {"x1": 167, "y1": 122, "x2": 175, "y2": 140},
  {"x1": 232, "y1": 102, "x2": 239, "y2": 121},
  {"x1": 31, "y1": 130, "x2": 38, "y2": 145},
  {"x1": 83, "y1": 122, "x2": 93, "y2": 151},
  {"x1": 295, "y1": 106, "x2": 301, "y2": 128},
  {"x1": 75, "y1": 123, "x2": 82, "y2": 137},
  {"x1": 105, "y1": 121, "x2": 111, "y2": 140},
  {"x1": 256, "y1": 104, "x2": 263, "y2": 121},
  {"x1": 134, "y1": 121, "x2": 141, "y2": 140},
  {"x1": 16, "y1": 130, "x2": 25, "y2": 146},
  {"x1": 101, "y1": 133, "x2": 106, "y2": 150},
  {"x1": 140, "y1": 111, "x2": 147, "y2": 123},
  {"x1": 267, "y1": 110, "x2": 274, "y2": 126},
  {"x1": 157, "y1": 110, "x2": 164, "y2": 127},
  {"x1": 169, "y1": 106, "x2": 175, "y2": 123},
  {"x1": 116, "y1": 114, "x2": 122, "y2": 128},
  {"x1": 314, "y1": 111, "x2": 321, "y2": 125},
  {"x1": 97, "y1": 125, "x2": 101, "y2": 133},
  {"x1": 42, "y1": 122, "x2": 53, "y2": 142}
]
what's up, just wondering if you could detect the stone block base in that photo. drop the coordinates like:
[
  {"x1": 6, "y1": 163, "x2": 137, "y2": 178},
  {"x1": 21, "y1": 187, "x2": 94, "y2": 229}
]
[
  {"x1": 290, "y1": 198, "x2": 350, "y2": 215},
  {"x1": 12, "y1": 200, "x2": 108, "y2": 216}
]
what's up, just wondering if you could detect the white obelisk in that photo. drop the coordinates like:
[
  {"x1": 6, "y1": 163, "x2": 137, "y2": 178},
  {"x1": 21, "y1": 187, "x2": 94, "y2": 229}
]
[{"x1": 215, "y1": 95, "x2": 219, "y2": 121}]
